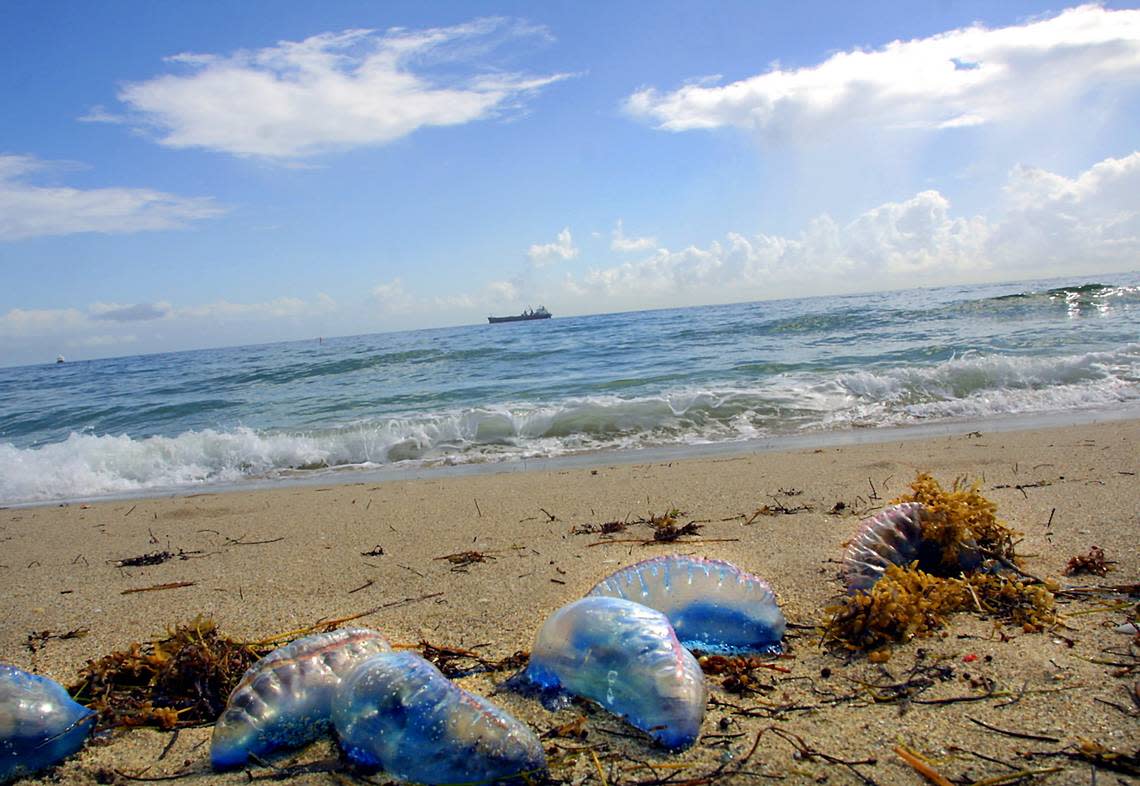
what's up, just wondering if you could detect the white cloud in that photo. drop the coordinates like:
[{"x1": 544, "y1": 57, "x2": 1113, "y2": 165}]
[
  {"x1": 527, "y1": 227, "x2": 578, "y2": 266},
  {"x1": 626, "y1": 5, "x2": 1140, "y2": 141},
  {"x1": 98, "y1": 19, "x2": 570, "y2": 159},
  {"x1": 565, "y1": 151, "x2": 1138, "y2": 302},
  {"x1": 0, "y1": 155, "x2": 223, "y2": 241},
  {"x1": 0, "y1": 296, "x2": 340, "y2": 340},
  {"x1": 989, "y1": 151, "x2": 1140, "y2": 268},
  {"x1": 89, "y1": 302, "x2": 173, "y2": 322},
  {"x1": 611, "y1": 219, "x2": 657, "y2": 253},
  {"x1": 174, "y1": 296, "x2": 335, "y2": 321},
  {"x1": 372, "y1": 278, "x2": 417, "y2": 314},
  {"x1": 0, "y1": 307, "x2": 87, "y2": 337}
]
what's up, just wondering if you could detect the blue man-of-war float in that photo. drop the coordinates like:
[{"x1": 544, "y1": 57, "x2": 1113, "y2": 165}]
[
  {"x1": 210, "y1": 628, "x2": 545, "y2": 783},
  {"x1": 0, "y1": 665, "x2": 95, "y2": 784},
  {"x1": 509, "y1": 596, "x2": 708, "y2": 751},
  {"x1": 334, "y1": 651, "x2": 546, "y2": 784},
  {"x1": 841, "y1": 502, "x2": 982, "y2": 593},
  {"x1": 588, "y1": 555, "x2": 786, "y2": 655},
  {"x1": 211, "y1": 627, "x2": 392, "y2": 769},
  {"x1": 0, "y1": 555, "x2": 785, "y2": 782}
]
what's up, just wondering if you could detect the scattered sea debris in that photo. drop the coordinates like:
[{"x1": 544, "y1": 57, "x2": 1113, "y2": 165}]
[
  {"x1": 698, "y1": 654, "x2": 789, "y2": 695},
  {"x1": 113, "y1": 550, "x2": 175, "y2": 567},
  {"x1": 434, "y1": 550, "x2": 495, "y2": 571},
  {"x1": 417, "y1": 640, "x2": 528, "y2": 679},
  {"x1": 1065, "y1": 545, "x2": 1113, "y2": 576},
  {"x1": 111, "y1": 548, "x2": 205, "y2": 568},
  {"x1": 571, "y1": 519, "x2": 629, "y2": 535},
  {"x1": 25, "y1": 626, "x2": 89, "y2": 654}
]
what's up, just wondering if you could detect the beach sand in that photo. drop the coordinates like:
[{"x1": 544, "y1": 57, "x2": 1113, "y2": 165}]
[{"x1": 2, "y1": 419, "x2": 1137, "y2": 785}]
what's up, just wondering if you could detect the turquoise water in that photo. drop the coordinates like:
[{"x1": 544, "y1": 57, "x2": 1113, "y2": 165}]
[{"x1": 2, "y1": 274, "x2": 1138, "y2": 503}]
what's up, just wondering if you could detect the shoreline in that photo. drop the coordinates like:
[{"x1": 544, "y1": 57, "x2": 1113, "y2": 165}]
[
  {"x1": 1, "y1": 417, "x2": 1136, "y2": 784},
  {"x1": 8, "y1": 401, "x2": 1140, "y2": 509}
]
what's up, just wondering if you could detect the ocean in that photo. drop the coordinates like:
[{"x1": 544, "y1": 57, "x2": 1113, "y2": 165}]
[{"x1": 2, "y1": 273, "x2": 1138, "y2": 505}]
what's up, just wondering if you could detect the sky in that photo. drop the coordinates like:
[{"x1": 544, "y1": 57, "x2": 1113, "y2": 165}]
[{"x1": 1, "y1": 1, "x2": 1139, "y2": 366}]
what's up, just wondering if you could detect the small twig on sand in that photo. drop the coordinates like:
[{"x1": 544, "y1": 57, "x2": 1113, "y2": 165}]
[
  {"x1": 121, "y1": 581, "x2": 196, "y2": 595},
  {"x1": 967, "y1": 716, "x2": 1060, "y2": 743},
  {"x1": 894, "y1": 744, "x2": 953, "y2": 786},
  {"x1": 224, "y1": 535, "x2": 285, "y2": 546}
]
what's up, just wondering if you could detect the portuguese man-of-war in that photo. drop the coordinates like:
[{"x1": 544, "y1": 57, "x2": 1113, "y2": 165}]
[
  {"x1": 210, "y1": 627, "x2": 391, "y2": 769},
  {"x1": 1, "y1": 664, "x2": 95, "y2": 784},
  {"x1": 841, "y1": 502, "x2": 982, "y2": 593},
  {"x1": 333, "y1": 651, "x2": 546, "y2": 785},
  {"x1": 588, "y1": 555, "x2": 785, "y2": 655},
  {"x1": 510, "y1": 596, "x2": 706, "y2": 751}
]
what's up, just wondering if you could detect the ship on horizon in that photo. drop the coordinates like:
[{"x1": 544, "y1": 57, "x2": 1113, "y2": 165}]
[{"x1": 488, "y1": 305, "x2": 552, "y2": 324}]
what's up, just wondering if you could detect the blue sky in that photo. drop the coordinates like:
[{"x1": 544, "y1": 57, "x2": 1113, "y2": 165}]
[{"x1": 2, "y1": 1, "x2": 1139, "y2": 365}]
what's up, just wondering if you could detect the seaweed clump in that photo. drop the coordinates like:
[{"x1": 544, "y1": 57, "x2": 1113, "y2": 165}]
[
  {"x1": 825, "y1": 565, "x2": 969, "y2": 654},
  {"x1": 68, "y1": 616, "x2": 273, "y2": 729},
  {"x1": 825, "y1": 474, "x2": 1056, "y2": 654},
  {"x1": 898, "y1": 472, "x2": 1018, "y2": 568}
]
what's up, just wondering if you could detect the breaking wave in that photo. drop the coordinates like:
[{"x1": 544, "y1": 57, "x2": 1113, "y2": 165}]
[{"x1": 3, "y1": 343, "x2": 1137, "y2": 504}]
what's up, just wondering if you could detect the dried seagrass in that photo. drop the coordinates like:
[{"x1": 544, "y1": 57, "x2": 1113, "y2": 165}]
[{"x1": 68, "y1": 616, "x2": 274, "y2": 729}]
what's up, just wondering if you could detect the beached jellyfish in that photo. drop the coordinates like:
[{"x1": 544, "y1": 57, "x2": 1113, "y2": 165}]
[
  {"x1": 841, "y1": 502, "x2": 981, "y2": 593},
  {"x1": 510, "y1": 596, "x2": 706, "y2": 751},
  {"x1": 0, "y1": 664, "x2": 96, "y2": 783},
  {"x1": 588, "y1": 555, "x2": 785, "y2": 654},
  {"x1": 333, "y1": 651, "x2": 546, "y2": 785},
  {"x1": 210, "y1": 627, "x2": 391, "y2": 769}
]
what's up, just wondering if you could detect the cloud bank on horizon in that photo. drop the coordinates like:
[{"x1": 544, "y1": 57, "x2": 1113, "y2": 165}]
[{"x1": 1, "y1": 2, "x2": 1139, "y2": 364}]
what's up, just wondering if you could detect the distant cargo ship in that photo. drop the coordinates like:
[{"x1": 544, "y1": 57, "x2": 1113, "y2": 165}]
[{"x1": 488, "y1": 306, "x2": 552, "y2": 324}]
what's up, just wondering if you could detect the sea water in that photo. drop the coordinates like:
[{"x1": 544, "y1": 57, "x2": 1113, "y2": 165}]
[{"x1": 2, "y1": 274, "x2": 1138, "y2": 504}]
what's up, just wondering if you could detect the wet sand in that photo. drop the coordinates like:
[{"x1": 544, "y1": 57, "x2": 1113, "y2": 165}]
[{"x1": 1, "y1": 419, "x2": 1137, "y2": 785}]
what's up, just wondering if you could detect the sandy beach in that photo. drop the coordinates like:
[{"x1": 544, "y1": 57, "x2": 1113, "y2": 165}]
[{"x1": 2, "y1": 419, "x2": 1137, "y2": 785}]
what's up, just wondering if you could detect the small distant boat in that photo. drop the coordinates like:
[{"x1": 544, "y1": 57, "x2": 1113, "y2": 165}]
[
  {"x1": 56, "y1": 355, "x2": 65, "y2": 364},
  {"x1": 488, "y1": 306, "x2": 552, "y2": 324}
]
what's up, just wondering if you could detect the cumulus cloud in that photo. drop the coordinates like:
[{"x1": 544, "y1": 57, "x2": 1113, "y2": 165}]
[
  {"x1": 0, "y1": 154, "x2": 223, "y2": 241},
  {"x1": 611, "y1": 219, "x2": 657, "y2": 253},
  {"x1": 527, "y1": 227, "x2": 578, "y2": 266},
  {"x1": 990, "y1": 151, "x2": 1140, "y2": 268},
  {"x1": 565, "y1": 152, "x2": 1138, "y2": 302},
  {"x1": 372, "y1": 278, "x2": 418, "y2": 314},
  {"x1": 96, "y1": 19, "x2": 570, "y2": 159},
  {"x1": 626, "y1": 5, "x2": 1140, "y2": 141}
]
